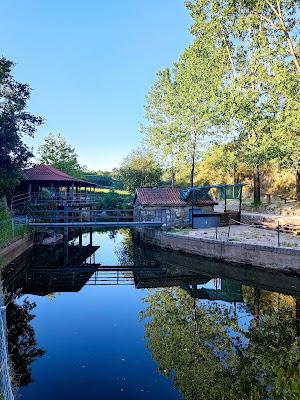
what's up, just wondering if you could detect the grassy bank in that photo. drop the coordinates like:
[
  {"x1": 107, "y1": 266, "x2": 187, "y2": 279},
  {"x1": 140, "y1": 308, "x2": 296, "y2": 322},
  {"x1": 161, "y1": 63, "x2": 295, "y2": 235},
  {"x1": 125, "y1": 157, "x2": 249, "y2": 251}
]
[{"x1": 0, "y1": 206, "x2": 30, "y2": 249}]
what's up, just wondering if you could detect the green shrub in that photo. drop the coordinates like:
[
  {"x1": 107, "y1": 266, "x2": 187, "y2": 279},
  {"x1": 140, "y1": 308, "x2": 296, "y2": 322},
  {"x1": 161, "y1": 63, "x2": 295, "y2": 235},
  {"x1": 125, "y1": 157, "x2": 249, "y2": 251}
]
[{"x1": 94, "y1": 190, "x2": 133, "y2": 209}]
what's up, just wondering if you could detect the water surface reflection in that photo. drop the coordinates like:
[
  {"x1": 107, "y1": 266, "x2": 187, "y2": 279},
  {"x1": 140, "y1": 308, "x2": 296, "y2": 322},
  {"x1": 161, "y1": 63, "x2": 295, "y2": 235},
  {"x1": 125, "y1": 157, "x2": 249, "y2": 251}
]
[{"x1": 2, "y1": 229, "x2": 300, "y2": 400}]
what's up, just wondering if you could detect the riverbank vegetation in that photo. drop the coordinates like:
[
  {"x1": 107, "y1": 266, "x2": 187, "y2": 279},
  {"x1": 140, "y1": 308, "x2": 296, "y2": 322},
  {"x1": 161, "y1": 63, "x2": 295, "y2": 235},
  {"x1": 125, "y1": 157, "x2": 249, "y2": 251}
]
[
  {"x1": 94, "y1": 189, "x2": 132, "y2": 209},
  {"x1": 0, "y1": 205, "x2": 29, "y2": 249}
]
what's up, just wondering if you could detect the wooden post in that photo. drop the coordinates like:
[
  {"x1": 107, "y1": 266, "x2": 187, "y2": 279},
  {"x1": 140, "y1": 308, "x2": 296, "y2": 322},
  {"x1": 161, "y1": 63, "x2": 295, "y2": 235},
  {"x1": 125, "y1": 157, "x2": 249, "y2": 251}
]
[
  {"x1": 28, "y1": 182, "x2": 32, "y2": 201},
  {"x1": 224, "y1": 186, "x2": 227, "y2": 212},
  {"x1": 64, "y1": 203, "x2": 68, "y2": 223},
  {"x1": 63, "y1": 227, "x2": 69, "y2": 265},
  {"x1": 79, "y1": 229, "x2": 82, "y2": 247},
  {"x1": 90, "y1": 228, "x2": 93, "y2": 246}
]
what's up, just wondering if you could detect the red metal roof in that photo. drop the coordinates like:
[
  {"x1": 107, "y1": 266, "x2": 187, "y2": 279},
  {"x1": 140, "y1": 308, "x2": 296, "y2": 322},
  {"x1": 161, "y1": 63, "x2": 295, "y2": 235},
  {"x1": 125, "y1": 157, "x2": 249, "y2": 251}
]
[
  {"x1": 134, "y1": 187, "x2": 215, "y2": 206},
  {"x1": 23, "y1": 164, "x2": 96, "y2": 186}
]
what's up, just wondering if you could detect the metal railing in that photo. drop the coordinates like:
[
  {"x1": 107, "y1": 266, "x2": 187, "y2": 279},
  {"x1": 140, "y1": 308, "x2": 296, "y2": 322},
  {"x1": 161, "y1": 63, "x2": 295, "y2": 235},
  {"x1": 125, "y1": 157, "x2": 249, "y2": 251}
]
[
  {"x1": 21, "y1": 208, "x2": 165, "y2": 225},
  {"x1": 24, "y1": 208, "x2": 135, "y2": 224},
  {"x1": 0, "y1": 287, "x2": 14, "y2": 400},
  {"x1": 212, "y1": 218, "x2": 293, "y2": 248},
  {"x1": 11, "y1": 191, "x2": 101, "y2": 211}
]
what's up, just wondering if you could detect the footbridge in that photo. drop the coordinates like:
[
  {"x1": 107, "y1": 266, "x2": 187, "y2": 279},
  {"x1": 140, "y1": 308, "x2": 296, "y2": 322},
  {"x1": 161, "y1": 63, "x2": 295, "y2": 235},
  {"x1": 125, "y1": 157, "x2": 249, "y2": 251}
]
[{"x1": 19, "y1": 207, "x2": 164, "y2": 229}]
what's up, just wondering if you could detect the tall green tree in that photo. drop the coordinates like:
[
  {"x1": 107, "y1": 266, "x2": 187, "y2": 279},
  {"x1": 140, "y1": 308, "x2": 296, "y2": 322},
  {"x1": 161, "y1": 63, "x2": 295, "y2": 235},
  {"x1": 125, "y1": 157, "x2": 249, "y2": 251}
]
[
  {"x1": 144, "y1": 34, "x2": 230, "y2": 188},
  {"x1": 186, "y1": 0, "x2": 299, "y2": 203},
  {"x1": 174, "y1": 36, "x2": 230, "y2": 187},
  {"x1": 0, "y1": 57, "x2": 42, "y2": 198},
  {"x1": 143, "y1": 69, "x2": 183, "y2": 187},
  {"x1": 38, "y1": 133, "x2": 82, "y2": 177},
  {"x1": 118, "y1": 148, "x2": 162, "y2": 193}
]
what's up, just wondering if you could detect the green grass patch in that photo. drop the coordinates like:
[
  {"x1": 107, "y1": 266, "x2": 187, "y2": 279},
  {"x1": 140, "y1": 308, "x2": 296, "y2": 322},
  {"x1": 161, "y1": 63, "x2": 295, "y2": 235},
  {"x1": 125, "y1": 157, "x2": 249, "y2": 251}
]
[
  {"x1": 281, "y1": 241, "x2": 298, "y2": 248},
  {"x1": 0, "y1": 205, "x2": 30, "y2": 248},
  {"x1": 0, "y1": 219, "x2": 30, "y2": 248},
  {"x1": 95, "y1": 188, "x2": 130, "y2": 196}
]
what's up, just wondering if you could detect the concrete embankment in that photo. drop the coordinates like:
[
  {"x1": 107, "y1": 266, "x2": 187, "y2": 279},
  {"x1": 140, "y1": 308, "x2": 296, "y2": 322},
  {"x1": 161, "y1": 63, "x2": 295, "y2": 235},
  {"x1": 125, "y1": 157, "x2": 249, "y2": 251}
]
[
  {"x1": 139, "y1": 229, "x2": 300, "y2": 272},
  {"x1": 0, "y1": 235, "x2": 34, "y2": 268}
]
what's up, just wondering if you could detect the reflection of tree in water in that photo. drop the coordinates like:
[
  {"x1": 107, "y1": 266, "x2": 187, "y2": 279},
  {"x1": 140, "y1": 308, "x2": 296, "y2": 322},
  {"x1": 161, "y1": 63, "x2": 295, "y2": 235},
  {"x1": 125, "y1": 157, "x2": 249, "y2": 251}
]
[
  {"x1": 6, "y1": 297, "x2": 45, "y2": 388},
  {"x1": 115, "y1": 229, "x2": 135, "y2": 266},
  {"x1": 141, "y1": 287, "x2": 300, "y2": 400}
]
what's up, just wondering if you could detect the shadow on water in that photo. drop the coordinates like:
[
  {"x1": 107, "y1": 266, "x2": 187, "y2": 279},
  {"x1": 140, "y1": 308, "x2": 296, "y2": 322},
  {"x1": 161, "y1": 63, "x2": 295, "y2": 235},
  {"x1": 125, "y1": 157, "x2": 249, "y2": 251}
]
[{"x1": 1, "y1": 228, "x2": 300, "y2": 400}]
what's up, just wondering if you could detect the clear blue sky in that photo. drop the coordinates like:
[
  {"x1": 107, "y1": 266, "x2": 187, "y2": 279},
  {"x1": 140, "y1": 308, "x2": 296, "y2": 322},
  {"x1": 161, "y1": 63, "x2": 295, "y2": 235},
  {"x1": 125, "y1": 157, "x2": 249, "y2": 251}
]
[{"x1": 1, "y1": 0, "x2": 191, "y2": 170}]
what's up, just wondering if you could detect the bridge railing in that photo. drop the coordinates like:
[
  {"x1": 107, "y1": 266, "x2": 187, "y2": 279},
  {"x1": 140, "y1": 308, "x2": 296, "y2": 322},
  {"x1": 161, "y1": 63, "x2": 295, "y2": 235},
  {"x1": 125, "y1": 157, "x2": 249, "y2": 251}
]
[
  {"x1": 11, "y1": 192, "x2": 102, "y2": 211},
  {"x1": 25, "y1": 208, "x2": 135, "y2": 224},
  {"x1": 22, "y1": 208, "x2": 165, "y2": 225}
]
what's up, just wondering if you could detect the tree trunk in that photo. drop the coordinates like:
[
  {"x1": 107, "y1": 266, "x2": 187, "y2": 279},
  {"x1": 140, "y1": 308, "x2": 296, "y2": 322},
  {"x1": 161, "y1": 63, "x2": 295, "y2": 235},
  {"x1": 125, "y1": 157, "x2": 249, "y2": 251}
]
[
  {"x1": 253, "y1": 165, "x2": 261, "y2": 204},
  {"x1": 190, "y1": 126, "x2": 197, "y2": 188},
  {"x1": 190, "y1": 154, "x2": 195, "y2": 188},
  {"x1": 171, "y1": 171, "x2": 175, "y2": 188},
  {"x1": 252, "y1": 288, "x2": 261, "y2": 328},
  {"x1": 296, "y1": 170, "x2": 300, "y2": 202},
  {"x1": 171, "y1": 162, "x2": 175, "y2": 188}
]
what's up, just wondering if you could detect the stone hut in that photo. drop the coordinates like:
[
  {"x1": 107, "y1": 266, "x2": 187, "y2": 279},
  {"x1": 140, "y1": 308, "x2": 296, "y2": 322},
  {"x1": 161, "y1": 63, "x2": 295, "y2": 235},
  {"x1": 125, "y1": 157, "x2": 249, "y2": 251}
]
[{"x1": 133, "y1": 187, "x2": 217, "y2": 228}]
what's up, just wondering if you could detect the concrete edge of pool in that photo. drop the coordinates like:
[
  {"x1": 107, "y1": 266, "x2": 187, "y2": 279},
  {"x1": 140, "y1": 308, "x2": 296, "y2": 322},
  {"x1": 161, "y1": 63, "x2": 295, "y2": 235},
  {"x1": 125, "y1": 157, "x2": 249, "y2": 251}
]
[{"x1": 138, "y1": 228, "x2": 300, "y2": 272}]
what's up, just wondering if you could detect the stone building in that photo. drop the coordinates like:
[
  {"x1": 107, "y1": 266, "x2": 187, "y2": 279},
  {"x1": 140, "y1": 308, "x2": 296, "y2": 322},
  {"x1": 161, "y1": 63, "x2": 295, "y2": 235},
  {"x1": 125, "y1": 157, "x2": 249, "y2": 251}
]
[{"x1": 133, "y1": 187, "x2": 217, "y2": 228}]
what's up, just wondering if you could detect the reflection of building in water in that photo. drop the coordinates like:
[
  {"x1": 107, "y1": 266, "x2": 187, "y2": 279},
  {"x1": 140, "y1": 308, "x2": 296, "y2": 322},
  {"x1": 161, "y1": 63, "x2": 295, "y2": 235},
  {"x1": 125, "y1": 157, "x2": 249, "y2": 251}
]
[
  {"x1": 2, "y1": 242, "x2": 99, "y2": 295},
  {"x1": 2, "y1": 237, "x2": 300, "y2": 305},
  {"x1": 133, "y1": 263, "x2": 243, "y2": 303},
  {"x1": 182, "y1": 279, "x2": 243, "y2": 303},
  {"x1": 3, "y1": 240, "x2": 244, "y2": 305}
]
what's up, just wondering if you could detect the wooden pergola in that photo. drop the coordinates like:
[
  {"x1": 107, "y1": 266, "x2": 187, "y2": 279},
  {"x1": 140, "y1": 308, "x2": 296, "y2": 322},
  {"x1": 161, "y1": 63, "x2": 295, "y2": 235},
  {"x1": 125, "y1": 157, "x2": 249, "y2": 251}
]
[{"x1": 17, "y1": 164, "x2": 99, "y2": 206}]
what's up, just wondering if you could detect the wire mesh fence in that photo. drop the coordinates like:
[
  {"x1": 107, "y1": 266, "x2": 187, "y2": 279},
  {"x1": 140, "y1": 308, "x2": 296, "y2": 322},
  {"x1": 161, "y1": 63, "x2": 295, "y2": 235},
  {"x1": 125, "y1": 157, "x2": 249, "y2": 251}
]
[
  {"x1": 0, "y1": 287, "x2": 14, "y2": 400},
  {"x1": 0, "y1": 219, "x2": 30, "y2": 248}
]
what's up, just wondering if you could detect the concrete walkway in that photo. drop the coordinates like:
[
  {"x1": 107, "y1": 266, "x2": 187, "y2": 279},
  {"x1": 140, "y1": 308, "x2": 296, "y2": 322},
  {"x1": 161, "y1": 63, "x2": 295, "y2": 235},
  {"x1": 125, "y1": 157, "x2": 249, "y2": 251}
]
[{"x1": 171, "y1": 225, "x2": 300, "y2": 250}]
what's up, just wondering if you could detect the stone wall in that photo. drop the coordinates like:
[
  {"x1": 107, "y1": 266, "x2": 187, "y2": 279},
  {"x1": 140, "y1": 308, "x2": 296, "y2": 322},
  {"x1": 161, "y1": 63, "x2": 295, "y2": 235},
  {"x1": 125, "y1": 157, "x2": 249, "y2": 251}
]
[
  {"x1": 139, "y1": 228, "x2": 300, "y2": 272},
  {"x1": 134, "y1": 205, "x2": 214, "y2": 228}
]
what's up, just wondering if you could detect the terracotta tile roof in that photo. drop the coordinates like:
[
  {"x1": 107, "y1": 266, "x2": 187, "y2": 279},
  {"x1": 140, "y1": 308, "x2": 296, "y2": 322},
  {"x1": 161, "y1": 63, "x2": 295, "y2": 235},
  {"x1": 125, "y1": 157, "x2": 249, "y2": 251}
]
[
  {"x1": 23, "y1": 164, "x2": 96, "y2": 186},
  {"x1": 134, "y1": 187, "x2": 216, "y2": 206}
]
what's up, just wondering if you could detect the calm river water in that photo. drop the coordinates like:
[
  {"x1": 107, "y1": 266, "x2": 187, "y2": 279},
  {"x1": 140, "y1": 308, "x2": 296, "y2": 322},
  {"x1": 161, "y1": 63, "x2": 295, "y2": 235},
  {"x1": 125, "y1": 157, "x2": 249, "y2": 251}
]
[{"x1": 2, "y1": 229, "x2": 300, "y2": 400}]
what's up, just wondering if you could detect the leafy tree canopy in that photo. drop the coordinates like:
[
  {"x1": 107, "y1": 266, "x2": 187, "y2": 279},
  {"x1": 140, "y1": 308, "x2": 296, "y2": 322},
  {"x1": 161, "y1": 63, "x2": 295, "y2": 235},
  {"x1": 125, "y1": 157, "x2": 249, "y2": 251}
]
[
  {"x1": 118, "y1": 148, "x2": 162, "y2": 193},
  {"x1": 38, "y1": 133, "x2": 82, "y2": 178},
  {"x1": 0, "y1": 57, "x2": 42, "y2": 197}
]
